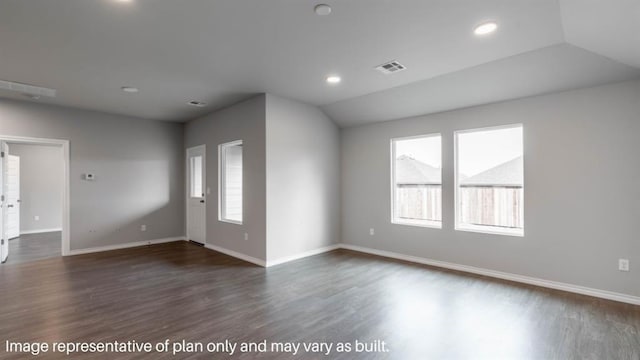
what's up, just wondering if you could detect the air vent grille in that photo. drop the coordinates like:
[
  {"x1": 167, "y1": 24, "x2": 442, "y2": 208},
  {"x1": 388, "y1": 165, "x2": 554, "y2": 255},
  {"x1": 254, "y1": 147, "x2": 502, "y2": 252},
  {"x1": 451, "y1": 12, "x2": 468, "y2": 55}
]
[
  {"x1": 375, "y1": 60, "x2": 407, "y2": 75},
  {"x1": 0, "y1": 79, "x2": 56, "y2": 98},
  {"x1": 188, "y1": 101, "x2": 207, "y2": 107}
]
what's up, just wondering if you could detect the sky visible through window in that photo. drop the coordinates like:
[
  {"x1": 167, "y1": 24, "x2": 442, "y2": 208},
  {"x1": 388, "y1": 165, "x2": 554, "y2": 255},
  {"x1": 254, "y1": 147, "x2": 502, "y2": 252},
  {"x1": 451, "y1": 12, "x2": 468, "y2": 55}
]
[
  {"x1": 458, "y1": 126, "x2": 522, "y2": 177},
  {"x1": 395, "y1": 136, "x2": 441, "y2": 168}
]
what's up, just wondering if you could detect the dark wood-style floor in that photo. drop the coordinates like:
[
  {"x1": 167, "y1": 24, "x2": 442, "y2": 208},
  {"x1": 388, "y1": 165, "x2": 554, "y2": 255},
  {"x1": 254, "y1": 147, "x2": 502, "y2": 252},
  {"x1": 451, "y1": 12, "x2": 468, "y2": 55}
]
[
  {"x1": 1, "y1": 241, "x2": 639, "y2": 359},
  {"x1": 5, "y1": 231, "x2": 61, "y2": 265}
]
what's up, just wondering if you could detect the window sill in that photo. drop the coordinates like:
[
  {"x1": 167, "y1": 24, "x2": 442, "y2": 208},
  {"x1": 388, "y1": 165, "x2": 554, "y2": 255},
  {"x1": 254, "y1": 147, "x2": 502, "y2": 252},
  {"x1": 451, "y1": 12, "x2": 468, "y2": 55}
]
[
  {"x1": 392, "y1": 218, "x2": 442, "y2": 229},
  {"x1": 219, "y1": 219, "x2": 243, "y2": 225},
  {"x1": 456, "y1": 224, "x2": 523, "y2": 237}
]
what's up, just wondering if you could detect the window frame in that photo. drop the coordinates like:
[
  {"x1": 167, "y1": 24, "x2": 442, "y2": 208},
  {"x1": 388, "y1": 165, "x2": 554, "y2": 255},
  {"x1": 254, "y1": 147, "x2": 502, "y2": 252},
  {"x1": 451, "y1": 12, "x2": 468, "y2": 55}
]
[
  {"x1": 218, "y1": 139, "x2": 243, "y2": 225},
  {"x1": 390, "y1": 133, "x2": 443, "y2": 229},
  {"x1": 189, "y1": 155, "x2": 204, "y2": 199},
  {"x1": 454, "y1": 124, "x2": 524, "y2": 237}
]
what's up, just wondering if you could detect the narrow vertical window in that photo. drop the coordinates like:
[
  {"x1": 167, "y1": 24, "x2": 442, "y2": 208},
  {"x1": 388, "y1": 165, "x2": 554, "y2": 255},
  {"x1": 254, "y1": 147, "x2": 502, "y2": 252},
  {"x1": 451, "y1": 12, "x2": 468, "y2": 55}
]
[
  {"x1": 190, "y1": 155, "x2": 203, "y2": 198},
  {"x1": 391, "y1": 134, "x2": 442, "y2": 228},
  {"x1": 219, "y1": 140, "x2": 243, "y2": 224},
  {"x1": 455, "y1": 124, "x2": 523, "y2": 236}
]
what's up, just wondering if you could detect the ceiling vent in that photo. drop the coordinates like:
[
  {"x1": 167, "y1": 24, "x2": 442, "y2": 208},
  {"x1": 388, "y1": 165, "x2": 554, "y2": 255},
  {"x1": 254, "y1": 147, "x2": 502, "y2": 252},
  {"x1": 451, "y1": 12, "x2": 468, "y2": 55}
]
[
  {"x1": 187, "y1": 101, "x2": 207, "y2": 107},
  {"x1": 0, "y1": 79, "x2": 57, "y2": 98},
  {"x1": 375, "y1": 60, "x2": 407, "y2": 75}
]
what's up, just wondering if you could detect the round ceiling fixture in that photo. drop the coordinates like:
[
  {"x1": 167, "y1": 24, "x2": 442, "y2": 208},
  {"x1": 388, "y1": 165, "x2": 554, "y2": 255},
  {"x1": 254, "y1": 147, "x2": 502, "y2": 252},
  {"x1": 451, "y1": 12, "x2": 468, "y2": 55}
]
[
  {"x1": 121, "y1": 86, "x2": 139, "y2": 93},
  {"x1": 474, "y1": 21, "x2": 498, "y2": 36},
  {"x1": 314, "y1": 4, "x2": 332, "y2": 16},
  {"x1": 326, "y1": 75, "x2": 341, "y2": 84}
]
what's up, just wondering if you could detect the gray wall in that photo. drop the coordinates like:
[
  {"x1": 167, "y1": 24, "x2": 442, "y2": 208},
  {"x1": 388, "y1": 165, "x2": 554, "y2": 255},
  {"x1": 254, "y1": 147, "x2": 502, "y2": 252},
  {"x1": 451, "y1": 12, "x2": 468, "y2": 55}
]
[
  {"x1": 0, "y1": 99, "x2": 185, "y2": 250},
  {"x1": 341, "y1": 79, "x2": 640, "y2": 297},
  {"x1": 9, "y1": 144, "x2": 63, "y2": 233},
  {"x1": 184, "y1": 95, "x2": 267, "y2": 261},
  {"x1": 265, "y1": 94, "x2": 341, "y2": 262}
]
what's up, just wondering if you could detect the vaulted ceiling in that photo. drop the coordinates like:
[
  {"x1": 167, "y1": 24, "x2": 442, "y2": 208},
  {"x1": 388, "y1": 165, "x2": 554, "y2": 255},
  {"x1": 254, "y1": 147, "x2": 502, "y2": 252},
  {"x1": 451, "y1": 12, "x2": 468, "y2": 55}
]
[{"x1": 0, "y1": 0, "x2": 638, "y2": 126}]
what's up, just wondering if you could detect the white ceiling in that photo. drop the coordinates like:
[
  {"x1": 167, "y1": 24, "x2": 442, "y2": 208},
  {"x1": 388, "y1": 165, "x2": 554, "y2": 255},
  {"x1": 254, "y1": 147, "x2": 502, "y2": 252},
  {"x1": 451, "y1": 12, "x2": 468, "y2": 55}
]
[
  {"x1": 0, "y1": 0, "x2": 638, "y2": 125},
  {"x1": 560, "y1": 0, "x2": 640, "y2": 68},
  {"x1": 323, "y1": 44, "x2": 640, "y2": 127}
]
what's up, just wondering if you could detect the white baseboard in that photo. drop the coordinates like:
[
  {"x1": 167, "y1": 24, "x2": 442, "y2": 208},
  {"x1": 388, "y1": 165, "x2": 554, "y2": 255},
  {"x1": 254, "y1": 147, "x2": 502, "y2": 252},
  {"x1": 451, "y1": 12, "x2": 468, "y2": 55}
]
[
  {"x1": 63, "y1": 234, "x2": 640, "y2": 305},
  {"x1": 20, "y1": 228, "x2": 62, "y2": 235},
  {"x1": 67, "y1": 236, "x2": 185, "y2": 256},
  {"x1": 339, "y1": 243, "x2": 640, "y2": 306},
  {"x1": 266, "y1": 244, "x2": 341, "y2": 267},
  {"x1": 204, "y1": 243, "x2": 267, "y2": 267}
]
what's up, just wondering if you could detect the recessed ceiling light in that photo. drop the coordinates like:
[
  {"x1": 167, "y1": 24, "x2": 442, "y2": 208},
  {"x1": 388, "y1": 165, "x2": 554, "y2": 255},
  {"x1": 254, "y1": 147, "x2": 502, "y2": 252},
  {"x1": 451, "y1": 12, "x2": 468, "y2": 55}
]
[
  {"x1": 326, "y1": 76, "x2": 341, "y2": 84},
  {"x1": 474, "y1": 21, "x2": 498, "y2": 36},
  {"x1": 314, "y1": 4, "x2": 332, "y2": 16},
  {"x1": 121, "y1": 86, "x2": 139, "y2": 93},
  {"x1": 188, "y1": 101, "x2": 207, "y2": 107}
]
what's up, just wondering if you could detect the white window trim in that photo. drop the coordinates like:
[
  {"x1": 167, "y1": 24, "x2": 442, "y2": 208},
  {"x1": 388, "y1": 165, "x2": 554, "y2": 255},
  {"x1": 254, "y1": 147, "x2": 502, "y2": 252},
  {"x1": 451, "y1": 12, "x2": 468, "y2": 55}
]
[
  {"x1": 218, "y1": 140, "x2": 243, "y2": 225},
  {"x1": 390, "y1": 133, "x2": 442, "y2": 229},
  {"x1": 456, "y1": 223, "x2": 524, "y2": 237},
  {"x1": 392, "y1": 218, "x2": 442, "y2": 229},
  {"x1": 454, "y1": 123, "x2": 524, "y2": 237}
]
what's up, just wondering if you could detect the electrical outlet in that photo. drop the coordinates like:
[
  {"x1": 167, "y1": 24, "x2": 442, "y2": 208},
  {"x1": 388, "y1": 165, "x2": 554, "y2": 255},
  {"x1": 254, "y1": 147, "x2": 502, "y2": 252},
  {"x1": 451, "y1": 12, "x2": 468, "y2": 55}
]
[
  {"x1": 34, "y1": 215, "x2": 40, "y2": 221},
  {"x1": 244, "y1": 233, "x2": 249, "y2": 241},
  {"x1": 140, "y1": 225, "x2": 147, "y2": 232},
  {"x1": 369, "y1": 228, "x2": 375, "y2": 236},
  {"x1": 618, "y1": 259, "x2": 630, "y2": 272}
]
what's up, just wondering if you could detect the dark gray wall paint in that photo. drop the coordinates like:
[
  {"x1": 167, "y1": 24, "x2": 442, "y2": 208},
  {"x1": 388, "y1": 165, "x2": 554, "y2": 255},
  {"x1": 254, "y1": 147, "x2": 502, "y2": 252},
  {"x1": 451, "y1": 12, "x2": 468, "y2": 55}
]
[
  {"x1": 184, "y1": 95, "x2": 267, "y2": 261},
  {"x1": 0, "y1": 99, "x2": 185, "y2": 250},
  {"x1": 9, "y1": 144, "x2": 63, "y2": 233},
  {"x1": 265, "y1": 94, "x2": 341, "y2": 262},
  {"x1": 341, "y1": 79, "x2": 640, "y2": 297}
]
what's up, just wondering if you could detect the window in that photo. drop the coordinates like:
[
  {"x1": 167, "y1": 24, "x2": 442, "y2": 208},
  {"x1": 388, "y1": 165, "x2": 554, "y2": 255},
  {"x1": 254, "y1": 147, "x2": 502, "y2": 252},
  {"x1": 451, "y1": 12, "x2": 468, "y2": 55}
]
[
  {"x1": 190, "y1": 155, "x2": 203, "y2": 198},
  {"x1": 391, "y1": 134, "x2": 442, "y2": 228},
  {"x1": 219, "y1": 140, "x2": 243, "y2": 224},
  {"x1": 455, "y1": 124, "x2": 523, "y2": 236}
]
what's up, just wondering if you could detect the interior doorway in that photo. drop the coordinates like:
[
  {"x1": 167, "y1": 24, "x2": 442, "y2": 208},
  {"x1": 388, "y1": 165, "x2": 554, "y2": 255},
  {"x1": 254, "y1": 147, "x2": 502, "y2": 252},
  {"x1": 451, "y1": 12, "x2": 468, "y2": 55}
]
[
  {"x1": 6, "y1": 154, "x2": 20, "y2": 240},
  {"x1": 186, "y1": 145, "x2": 206, "y2": 245},
  {"x1": 0, "y1": 136, "x2": 70, "y2": 264}
]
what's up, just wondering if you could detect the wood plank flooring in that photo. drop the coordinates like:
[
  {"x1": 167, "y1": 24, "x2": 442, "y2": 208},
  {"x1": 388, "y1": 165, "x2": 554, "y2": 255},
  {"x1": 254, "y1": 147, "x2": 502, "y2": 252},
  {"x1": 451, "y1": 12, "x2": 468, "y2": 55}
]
[
  {"x1": 5, "y1": 232, "x2": 61, "y2": 265},
  {"x1": 0, "y1": 241, "x2": 639, "y2": 359}
]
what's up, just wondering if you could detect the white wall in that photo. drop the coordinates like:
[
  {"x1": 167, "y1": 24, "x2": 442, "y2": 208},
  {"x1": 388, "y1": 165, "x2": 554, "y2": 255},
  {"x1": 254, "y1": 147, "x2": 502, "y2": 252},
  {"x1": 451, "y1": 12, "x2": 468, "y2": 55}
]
[
  {"x1": 0, "y1": 99, "x2": 185, "y2": 251},
  {"x1": 265, "y1": 94, "x2": 341, "y2": 263},
  {"x1": 9, "y1": 144, "x2": 63, "y2": 233},
  {"x1": 341, "y1": 79, "x2": 640, "y2": 297},
  {"x1": 184, "y1": 95, "x2": 267, "y2": 261}
]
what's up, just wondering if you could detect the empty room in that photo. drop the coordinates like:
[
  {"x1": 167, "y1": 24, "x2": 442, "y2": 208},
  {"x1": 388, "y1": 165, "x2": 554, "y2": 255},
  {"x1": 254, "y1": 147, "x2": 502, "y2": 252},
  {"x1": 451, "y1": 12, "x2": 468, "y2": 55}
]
[{"x1": 0, "y1": 1, "x2": 638, "y2": 359}]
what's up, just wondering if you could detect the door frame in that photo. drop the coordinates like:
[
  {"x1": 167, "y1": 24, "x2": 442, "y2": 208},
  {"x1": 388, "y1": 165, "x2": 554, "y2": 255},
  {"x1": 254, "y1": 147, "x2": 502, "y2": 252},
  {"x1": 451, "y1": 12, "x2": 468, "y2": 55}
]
[
  {"x1": 186, "y1": 145, "x2": 206, "y2": 245},
  {"x1": 7, "y1": 154, "x2": 20, "y2": 239},
  {"x1": 0, "y1": 135, "x2": 70, "y2": 256}
]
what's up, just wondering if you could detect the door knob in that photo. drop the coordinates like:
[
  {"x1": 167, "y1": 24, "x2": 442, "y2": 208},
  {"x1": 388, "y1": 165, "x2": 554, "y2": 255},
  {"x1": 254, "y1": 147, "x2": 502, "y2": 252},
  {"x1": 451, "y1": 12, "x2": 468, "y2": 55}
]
[
  {"x1": 200, "y1": 200, "x2": 205, "y2": 203},
  {"x1": 7, "y1": 205, "x2": 14, "y2": 208}
]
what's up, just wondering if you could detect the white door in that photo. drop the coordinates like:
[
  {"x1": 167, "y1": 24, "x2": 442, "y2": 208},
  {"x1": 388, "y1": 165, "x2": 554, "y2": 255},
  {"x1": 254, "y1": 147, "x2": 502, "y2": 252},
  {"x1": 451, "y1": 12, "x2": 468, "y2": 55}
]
[
  {"x1": 1, "y1": 142, "x2": 8, "y2": 263},
  {"x1": 187, "y1": 145, "x2": 206, "y2": 244},
  {"x1": 7, "y1": 155, "x2": 20, "y2": 239}
]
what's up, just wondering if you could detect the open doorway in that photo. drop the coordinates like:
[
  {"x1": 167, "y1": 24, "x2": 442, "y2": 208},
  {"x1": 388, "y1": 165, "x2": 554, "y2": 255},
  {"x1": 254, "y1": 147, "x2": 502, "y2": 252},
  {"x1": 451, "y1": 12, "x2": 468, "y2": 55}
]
[{"x1": 0, "y1": 136, "x2": 69, "y2": 265}]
